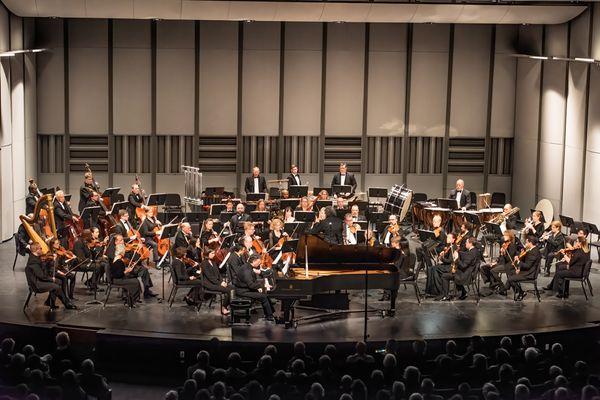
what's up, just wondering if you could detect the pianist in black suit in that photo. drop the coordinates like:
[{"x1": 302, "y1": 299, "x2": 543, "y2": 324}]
[
  {"x1": 440, "y1": 237, "x2": 479, "y2": 301},
  {"x1": 448, "y1": 179, "x2": 471, "y2": 210},
  {"x1": 233, "y1": 255, "x2": 274, "y2": 321},
  {"x1": 309, "y1": 206, "x2": 343, "y2": 245},
  {"x1": 287, "y1": 164, "x2": 302, "y2": 188},
  {"x1": 330, "y1": 163, "x2": 357, "y2": 194},
  {"x1": 244, "y1": 166, "x2": 268, "y2": 194},
  {"x1": 386, "y1": 236, "x2": 412, "y2": 315}
]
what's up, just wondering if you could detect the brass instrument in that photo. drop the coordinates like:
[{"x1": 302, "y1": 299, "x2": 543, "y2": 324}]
[
  {"x1": 19, "y1": 194, "x2": 57, "y2": 255},
  {"x1": 489, "y1": 206, "x2": 520, "y2": 225}
]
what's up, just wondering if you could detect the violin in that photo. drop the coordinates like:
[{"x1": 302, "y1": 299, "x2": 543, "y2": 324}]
[
  {"x1": 182, "y1": 256, "x2": 199, "y2": 269},
  {"x1": 387, "y1": 224, "x2": 400, "y2": 236},
  {"x1": 456, "y1": 231, "x2": 468, "y2": 245},
  {"x1": 55, "y1": 246, "x2": 76, "y2": 261},
  {"x1": 87, "y1": 238, "x2": 107, "y2": 249},
  {"x1": 500, "y1": 241, "x2": 510, "y2": 254},
  {"x1": 434, "y1": 227, "x2": 442, "y2": 238}
]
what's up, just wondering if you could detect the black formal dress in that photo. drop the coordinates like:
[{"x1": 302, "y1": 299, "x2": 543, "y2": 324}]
[
  {"x1": 426, "y1": 247, "x2": 453, "y2": 296},
  {"x1": 309, "y1": 216, "x2": 343, "y2": 245},
  {"x1": 201, "y1": 259, "x2": 232, "y2": 307},
  {"x1": 244, "y1": 175, "x2": 268, "y2": 194},
  {"x1": 550, "y1": 248, "x2": 590, "y2": 295},
  {"x1": 25, "y1": 254, "x2": 69, "y2": 307},
  {"x1": 109, "y1": 258, "x2": 141, "y2": 307},
  {"x1": 441, "y1": 247, "x2": 479, "y2": 297},
  {"x1": 16, "y1": 224, "x2": 30, "y2": 256},
  {"x1": 234, "y1": 263, "x2": 273, "y2": 318},
  {"x1": 448, "y1": 189, "x2": 472, "y2": 209},
  {"x1": 330, "y1": 173, "x2": 357, "y2": 194}
]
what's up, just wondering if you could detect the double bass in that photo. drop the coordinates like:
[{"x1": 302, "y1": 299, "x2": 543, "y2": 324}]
[{"x1": 83, "y1": 163, "x2": 117, "y2": 237}]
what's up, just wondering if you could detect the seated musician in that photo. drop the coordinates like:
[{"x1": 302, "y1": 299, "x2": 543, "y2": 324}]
[
  {"x1": 73, "y1": 228, "x2": 107, "y2": 291},
  {"x1": 112, "y1": 234, "x2": 156, "y2": 298},
  {"x1": 499, "y1": 236, "x2": 541, "y2": 300},
  {"x1": 481, "y1": 230, "x2": 518, "y2": 291},
  {"x1": 283, "y1": 207, "x2": 295, "y2": 224},
  {"x1": 242, "y1": 234, "x2": 260, "y2": 259},
  {"x1": 16, "y1": 216, "x2": 32, "y2": 257},
  {"x1": 342, "y1": 214, "x2": 360, "y2": 245},
  {"x1": 200, "y1": 219, "x2": 221, "y2": 249},
  {"x1": 350, "y1": 205, "x2": 366, "y2": 223},
  {"x1": 244, "y1": 166, "x2": 267, "y2": 194},
  {"x1": 541, "y1": 221, "x2": 565, "y2": 276},
  {"x1": 308, "y1": 206, "x2": 343, "y2": 245},
  {"x1": 114, "y1": 210, "x2": 141, "y2": 243},
  {"x1": 139, "y1": 208, "x2": 162, "y2": 265},
  {"x1": 171, "y1": 247, "x2": 203, "y2": 307},
  {"x1": 331, "y1": 163, "x2": 357, "y2": 194},
  {"x1": 426, "y1": 233, "x2": 456, "y2": 298},
  {"x1": 317, "y1": 190, "x2": 330, "y2": 201},
  {"x1": 522, "y1": 210, "x2": 545, "y2": 239},
  {"x1": 53, "y1": 190, "x2": 80, "y2": 249},
  {"x1": 440, "y1": 237, "x2": 479, "y2": 301},
  {"x1": 230, "y1": 203, "x2": 251, "y2": 235},
  {"x1": 226, "y1": 244, "x2": 247, "y2": 283},
  {"x1": 175, "y1": 222, "x2": 201, "y2": 262},
  {"x1": 431, "y1": 215, "x2": 447, "y2": 252},
  {"x1": 381, "y1": 215, "x2": 400, "y2": 247},
  {"x1": 296, "y1": 197, "x2": 313, "y2": 212},
  {"x1": 547, "y1": 235, "x2": 590, "y2": 298},
  {"x1": 127, "y1": 184, "x2": 147, "y2": 227},
  {"x1": 225, "y1": 200, "x2": 235, "y2": 213},
  {"x1": 482, "y1": 203, "x2": 518, "y2": 251},
  {"x1": 25, "y1": 243, "x2": 76, "y2": 310},
  {"x1": 280, "y1": 189, "x2": 290, "y2": 200},
  {"x1": 233, "y1": 254, "x2": 274, "y2": 322},
  {"x1": 46, "y1": 238, "x2": 77, "y2": 300},
  {"x1": 26, "y1": 180, "x2": 40, "y2": 215},
  {"x1": 256, "y1": 199, "x2": 268, "y2": 213},
  {"x1": 268, "y1": 218, "x2": 286, "y2": 249},
  {"x1": 448, "y1": 179, "x2": 471, "y2": 210},
  {"x1": 82, "y1": 191, "x2": 105, "y2": 229},
  {"x1": 109, "y1": 242, "x2": 142, "y2": 307},
  {"x1": 287, "y1": 164, "x2": 302, "y2": 187},
  {"x1": 456, "y1": 222, "x2": 473, "y2": 252},
  {"x1": 200, "y1": 248, "x2": 233, "y2": 315},
  {"x1": 335, "y1": 197, "x2": 346, "y2": 210}
]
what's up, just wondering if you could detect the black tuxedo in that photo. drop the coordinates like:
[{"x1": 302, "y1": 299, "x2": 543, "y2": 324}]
[
  {"x1": 16, "y1": 224, "x2": 30, "y2": 256},
  {"x1": 331, "y1": 173, "x2": 357, "y2": 193},
  {"x1": 287, "y1": 174, "x2": 302, "y2": 188},
  {"x1": 441, "y1": 247, "x2": 479, "y2": 296},
  {"x1": 79, "y1": 183, "x2": 97, "y2": 213},
  {"x1": 505, "y1": 214, "x2": 518, "y2": 230},
  {"x1": 26, "y1": 194, "x2": 38, "y2": 215},
  {"x1": 234, "y1": 263, "x2": 273, "y2": 317},
  {"x1": 53, "y1": 200, "x2": 74, "y2": 231},
  {"x1": 309, "y1": 216, "x2": 343, "y2": 245},
  {"x1": 114, "y1": 219, "x2": 136, "y2": 241},
  {"x1": 448, "y1": 189, "x2": 472, "y2": 209},
  {"x1": 244, "y1": 175, "x2": 267, "y2": 194},
  {"x1": 230, "y1": 213, "x2": 251, "y2": 234},
  {"x1": 139, "y1": 217, "x2": 160, "y2": 241},
  {"x1": 127, "y1": 193, "x2": 144, "y2": 218},
  {"x1": 174, "y1": 230, "x2": 192, "y2": 250},
  {"x1": 25, "y1": 254, "x2": 68, "y2": 306}
]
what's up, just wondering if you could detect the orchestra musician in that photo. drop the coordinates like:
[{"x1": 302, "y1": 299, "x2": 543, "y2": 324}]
[
  {"x1": 541, "y1": 221, "x2": 566, "y2": 276},
  {"x1": 331, "y1": 163, "x2": 357, "y2": 194},
  {"x1": 25, "y1": 243, "x2": 76, "y2": 310},
  {"x1": 224, "y1": 200, "x2": 235, "y2": 213},
  {"x1": 499, "y1": 236, "x2": 542, "y2": 300},
  {"x1": 16, "y1": 216, "x2": 33, "y2": 257},
  {"x1": 79, "y1": 171, "x2": 100, "y2": 214},
  {"x1": 256, "y1": 199, "x2": 268, "y2": 212},
  {"x1": 53, "y1": 190, "x2": 80, "y2": 249},
  {"x1": 171, "y1": 247, "x2": 204, "y2": 307},
  {"x1": 127, "y1": 184, "x2": 146, "y2": 227},
  {"x1": 138, "y1": 208, "x2": 162, "y2": 265},
  {"x1": 501, "y1": 204, "x2": 519, "y2": 231},
  {"x1": 73, "y1": 228, "x2": 107, "y2": 291},
  {"x1": 112, "y1": 234, "x2": 156, "y2": 298},
  {"x1": 200, "y1": 248, "x2": 233, "y2": 315},
  {"x1": 350, "y1": 204, "x2": 366, "y2": 222},
  {"x1": 455, "y1": 222, "x2": 473, "y2": 252},
  {"x1": 440, "y1": 237, "x2": 479, "y2": 301},
  {"x1": 308, "y1": 206, "x2": 343, "y2": 245},
  {"x1": 46, "y1": 238, "x2": 77, "y2": 301},
  {"x1": 448, "y1": 179, "x2": 471, "y2": 210},
  {"x1": 427, "y1": 233, "x2": 457, "y2": 298},
  {"x1": 287, "y1": 164, "x2": 302, "y2": 187},
  {"x1": 174, "y1": 222, "x2": 195, "y2": 255},
  {"x1": 233, "y1": 254, "x2": 274, "y2": 322},
  {"x1": 268, "y1": 219, "x2": 286, "y2": 249},
  {"x1": 244, "y1": 166, "x2": 268, "y2": 194},
  {"x1": 200, "y1": 219, "x2": 221, "y2": 249},
  {"x1": 226, "y1": 244, "x2": 247, "y2": 283},
  {"x1": 342, "y1": 214, "x2": 360, "y2": 245},
  {"x1": 26, "y1": 180, "x2": 40, "y2": 215},
  {"x1": 230, "y1": 203, "x2": 251, "y2": 234},
  {"x1": 114, "y1": 210, "x2": 141, "y2": 243},
  {"x1": 416, "y1": 214, "x2": 446, "y2": 271},
  {"x1": 296, "y1": 197, "x2": 313, "y2": 212},
  {"x1": 283, "y1": 207, "x2": 295, "y2": 224},
  {"x1": 317, "y1": 190, "x2": 330, "y2": 200},
  {"x1": 545, "y1": 235, "x2": 590, "y2": 298},
  {"x1": 380, "y1": 236, "x2": 411, "y2": 309},
  {"x1": 480, "y1": 230, "x2": 518, "y2": 291},
  {"x1": 280, "y1": 189, "x2": 290, "y2": 200},
  {"x1": 381, "y1": 215, "x2": 400, "y2": 247},
  {"x1": 522, "y1": 210, "x2": 545, "y2": 239},
  {"x1": 109, "y1": 241, "x2": 142, "y2": 307},
  {"x1": 82, "y1": 191, "x2": 104, "y2": 229},
  {"x1": 334, "y1": 197, "x2": 346, "y2": 210}
]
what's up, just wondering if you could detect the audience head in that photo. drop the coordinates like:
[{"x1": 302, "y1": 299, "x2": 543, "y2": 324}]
[
  {"x1": 294, "y1": 341, "x2": 306, "y2": 356},
  {"x1": 383, "y1": 353, "x2": 397, "y2": 369},
  {"x1": 514, "y1": 383, "x2": 530, "y2": 400},
  {"x1": 523, "y1": 347, "x2": 538, "y2": 363},
  {"x1": 55, "y1": 331, "x2": 70, "y2": 350}
]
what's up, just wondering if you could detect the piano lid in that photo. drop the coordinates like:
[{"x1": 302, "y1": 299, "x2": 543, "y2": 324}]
[{"x1": 296, "y1": 234, "x2": 399, "y2": 266}]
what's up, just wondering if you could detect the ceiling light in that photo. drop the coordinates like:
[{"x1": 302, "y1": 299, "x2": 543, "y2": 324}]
[
  {"x1": 529, "y1": 56, "x2": 548, "y2": 60},
  {"x1": 574, "y1": 57, "x2": 595, "y2": 63}
]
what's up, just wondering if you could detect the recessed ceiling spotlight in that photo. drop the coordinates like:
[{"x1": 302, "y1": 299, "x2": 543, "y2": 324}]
[{"x1": 245, "y1": 19, "x2": 254, "y2": 23}]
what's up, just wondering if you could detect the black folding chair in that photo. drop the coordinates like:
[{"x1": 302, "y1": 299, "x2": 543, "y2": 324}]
[
  {"x1": 513, "y1": 258, "x2": 542, "y2": 302},
  {"x1": 23, "y1": 268, "x2": 51, "y2": 312},
  {"x1": 400, "y1": 254, "x2": 423, "y2": 304},
  {"x1": 563, "y1": 260, "x2": 594, "y2": 300},
  {"x1": 103, "y1": 265, "x2": 133, "y2": 308},
  {"x1": 584, "y1": 222, "x2": 600, "y2": 262}
]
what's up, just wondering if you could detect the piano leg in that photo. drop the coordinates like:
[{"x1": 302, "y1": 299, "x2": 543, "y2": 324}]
[
  {"x1": 388, "y1": 289, "x2": 398, "y2": 317},
  {"x1": 280, "y1": 298, "x2": 297, "y2": 328}
]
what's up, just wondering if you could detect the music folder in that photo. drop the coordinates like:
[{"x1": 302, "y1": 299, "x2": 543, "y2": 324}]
[
  {"x1": 210, "y1": 203, "x2": 226, "y2": 216},
  {"x1": 294, "y1": 211, "x2": 315, "y2": 222},
  {"x1": 332, "y1": 185, "x2": 352, "y2": 196},
  {"x1": 288, "y1": 185, "x2": 309, "y2": 198},
  {"x1": 279, "y1": 199, "x2": 300, "y2": 210},
  {"x1": 246, "y1": 192, "x2": 267, "y2": 202},
  {"x1": 368, "y1": 187, "x2": 388, "y2": 198},
  {"x1": 219, "y1": 211, "x2": 234, "y2": 224},
  {"x1": 314, "y1": 200, "x2": 332, "y2": 211},
  {"x1": 250, "y1": 211, "x2": 269, "y2": 223},
  {"x1": 147, "y1": 193, "x2": 167, "y2": 206},
  {"x1": 110, "y1": 201, "x2": 129, "y2": 215},
  {"x1": 417, "y1": 229, "x2": 436, "y2": 242}
]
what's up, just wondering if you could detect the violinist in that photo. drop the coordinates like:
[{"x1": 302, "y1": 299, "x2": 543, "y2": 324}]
[
  {"x1": 230, "y1": 203, "x2": 251, "y2": 235},
  {"x1": 109, "y1": 241, "x2": 142, "y2": 307},
  {"x1": 54, "y1": 190, "x2": 80, "y2": 249},
  {"x1": 522, "y1": 210, "x2": 545, "y2": 239},
  {"x1": 200, "y1": 219, "x2": 221, "y2": 249},
  {"x1": 46, "y1": 238, "x2": 77, "y2": 301},
  {"x1": 296, "y1": 197, "x2": 313, "y2": 212},
  {"x1": 287, "y1": 164, "x2": 302, "y2": 187},
  {"x1": 171, "y1": 247, "x2": 204, "y2": 307},
  {"x1": 426, "y1": 233, "x2": 456, "y2": 298},
  {"x1": 381, "y1": 215, "x2": 400, "y2": 247},
  {"x1": 78, "y1": 171, "x2": 100, "y2": 213},
  {"x1": 440, "y1": 237, "x2": 479, "y2": 301},
  {"x1": 455, "y1": 222, "x2": 473, "y2": 252},
  {"x1": 200, "y1": 248, "x2": 232, "y2": 315},
  {"x1": 342, "y1": 214, "x2": 360, "y2": 245},
  {"x1": 268, "y1": 218, "x2": 286, "y2": 250},
  {"x1": 139, "y1": 208, "x2": 162, "y2": 265},
  {"x1": 127, "y1": 184, "x2": 147, "y2": 227},
  {"x1": 541, "y1": 221, "x2": 565, "y2": 276},
  {"x1": 480, "y1": 230, "x2": 517, "y2": 291},
  {"x1": 112, "y1": 234, "x2": 156, "y2": 298},
  {"x1": 500, "y1": 236, "x2": 541, "y2": 300},
  {"x1": 73, "y1": 228, "x2": 107, "y2": 291},
  {"x1": 175, "y1": 222, "x2": 193, "y2": 250},
  {"x1": 547, "y1": 235, "x2": 590, "y2": 298}
]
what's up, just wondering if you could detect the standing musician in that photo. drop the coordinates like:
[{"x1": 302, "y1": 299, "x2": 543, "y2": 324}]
[
  {"x1": 541, "y1": 221, "x2": 565, "y2": 276},
  {"x1": 448, "y1": 179, "x2": 471, "y2": 210},
  {"x1": 79, "y1": 171, "x2": 100, "y2": 214},
  {"x1": 480, "y1": 230, "x2": 518, "y2": 291},
  {"x1": 230, "y1": 203, "x2": 251, "y2": 235},
  {"x1": 427, "y1": 233, "x2": 457, "y2": 298},
  {"x1": 547, "y1": 236, "x2": 590, "y2": 298},
  {"x1": 308, "y1": 206, "x2": 343, "y2": 245},
  {"x1": 112, "y1": 234, "x2": 156, "y2": 298},
  {"x1": 522, "y1": 210, "x2": 545, "y2": 239},
  {"x1": 110, "y1": 240, "x2": 142, "y2": 307},
  {"x1": 25, "y1": 243, "x2": 76, "y2": 310},
  {"x1": 499, "y1": 236, "x2": 541, "y2": 300},
  {"x1": 342, "y1": 214, "x2": 361, "y2": 245},
  {"x1": 296, "y1": 197, "x2": 313, "y2": 212},
  {"x1": 331, "y1": 163, "x2": 357, "y2": 194},
  {"x1": 171, "y1": 247, "x2": 204, "y2": 307},
  {"x1": 233, "y1": 254, "x2": 275, "y2": 322},
  {"x1": 54, "y1": 190, "x2": 80, "y2": 249},
  {"x1": 455, "y1": 222, "x2": 473, "y2": 252},
  {"x1": 381, "y1": 215, "x2": 400, "y2": 247},
  {"x1": 287, "y1": 164, "x2": 302, "y2": 187},
  {"x1": 26, "y1": 180, "x2": 41, "y2": 215},
  {"x1": 46, "y1": 238, "x2": 77, "y2": 301},
  {"x1": 73, "y1": 228, "x2": 107, "y2": 292},
  {"x1": 244, "y1": 166, "x2": 268, "y2": 194},
  {"x1": 82, "y1": 191, "x2": 104, "y2": 229},
  {"x1": 200, "y1": 248, "x2": 233, "y2": 315},
  {"x1": 440, "y1": 237, "x2": 479, "y2": 301},
  {"x1": 127, "y1": 184, "x2": 147, "y2": 227},
  {"x1": 139, "y1": 208, "x2": 162, "y2": 265}
]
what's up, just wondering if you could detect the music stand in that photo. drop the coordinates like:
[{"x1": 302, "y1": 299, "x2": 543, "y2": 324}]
[
  {"x1": 417, "y1": 229, "x2": 436, "y2": 242},
  {"x1": 315, "y1": 200, "x2": 331, "y2": 211},
  {"x1": 284, "y1": 222, "x2": 308, "y2": 237},
  {"x1": 357, "y1": 221, "x2": 368, "y2": 230},
  {"x1": 81, "y1": 206, "x2": 101, "y2": 229},
  {"x1": 277, "y1": 239, "x2": 299, "y2": 275},
  {"x1": 250, "y1": 211, "x2": 270, "y2": 224},
  {"x1": 210, "y1": 204, "x2": 226, "y2": 216},
  {"x1": 65, "y1": 194, "x2": 72, "y2": 202},
  {"x1": 246, "y1": 193, "x2": 267, "y2": 202},
  {"x1": 313, "y1": 187, "x2": 331, "y2": 197},
  {"x1": 185, "y1": 212, "x2": 208, "y2": 224},
  {"x1": 368, "y1": 187, "x2": 388, "y2": 198},
  {"x1": 289, "y1": 185, "x2": 309, "y2": 198},
  {"x1": 205, "y1": 187, "x2": 224, "y2": 197},
  {"x1": 219, "y1": 211, "x2": 234, "y2": 224},
  {"x1": 484, "y1": 222, "x2": 503, "y2": 258},
  {"x1": 156, "y1": 223, "x2": 179, "y2": 303},
  {"x1": 559, "y1": 214, "x2": 575, "y2": 235},
  {"x1": 294, "y1": 211, "x2": 316, "y2": 222},
  {"x1": 110, "y1": 201, "x2": 129, "y2": 216},
  {"x1": 437, "y1": 198, "x2": 458, "y2": 210},
  {"x1": 335, "y1": 208, "x2": 349, "y2": 219},
  {"x1": 279, "y1": 199, "x2": 300, "y2": 210},
  {"x1": 101, "y1": 187, "x2": 121, "y2": 204},
  {"x1": 464, "y1": 212, "x2": 482, "y2": 227},
  {"x1": 332, "y1": 185, "x2": 352, "y2": 196},
  {"x1": 366, "y1": 211, "x2": 389, "y2": 225},
  {"x1": 41, "y1": 188, "x2": 56, "y2": 195},
  {"x1": 147, "y1": 193, "x2": 167, "y2": 208},
  {"x1": 245, "y1": 203, "x2": 257, "y2": 213}
]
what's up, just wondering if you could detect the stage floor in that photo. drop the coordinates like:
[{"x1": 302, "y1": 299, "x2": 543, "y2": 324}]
[{"x1": 2, "y1": 240, "x2": 600, "y2": 344}]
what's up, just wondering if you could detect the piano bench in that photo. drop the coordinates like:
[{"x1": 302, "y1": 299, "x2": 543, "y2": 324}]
[{"x1": 230, "y1": 298, "x2": 252, "y2": 325}]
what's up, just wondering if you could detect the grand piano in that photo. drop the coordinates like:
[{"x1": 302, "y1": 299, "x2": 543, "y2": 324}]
[{"x1": 270, "y1": 234, "x2": 400, "y2": 327}]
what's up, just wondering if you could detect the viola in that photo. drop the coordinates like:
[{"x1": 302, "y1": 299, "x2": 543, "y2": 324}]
[{"x1": 182, "y1": 256, "x2": 199, "y2": 268}]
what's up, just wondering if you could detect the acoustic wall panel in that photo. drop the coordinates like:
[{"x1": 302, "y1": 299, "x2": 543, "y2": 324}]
[
  {"x1": 366, "y1": 23, "x2": 407, "y2": 136},
  {"x1": 449, "y1": 25, "x2": 491, "y2": 138},
  {"x1": 68, "y1": 19, "x2": 108, "y2": 135},
  {"x1": 324, "y1": 23, "x2": 365, "y2": 136},
  {"x1": 36, "y1": 19, "x2": 64, "y2": 135},
  {"x1": 113, "y1": 20, "x2": 151, "y2": 135},
  {"x1": 490, "y1": 25, "x2": 517, "y2": 138},
  {"x1": 199, "y1": 21, "x2": 238, "y2": 136},
  {"x1": 156, "y1": 20, "x2": 194, "y2": 135},
  {"x1": 283, "y1": 23, "x2": 322, "y2": 136},
  {"x1": 242, "y1": 22, "x2": 280, "y2": 136},
  {"x1": 538, "y1": 142, "x2": 564, "y2": 214},
  {"x1": 583, "y1": 151, "x2": 600, "y2": 224},
  {"x1": 409, "y1": 24, "x2": 449, "y2": 137}
]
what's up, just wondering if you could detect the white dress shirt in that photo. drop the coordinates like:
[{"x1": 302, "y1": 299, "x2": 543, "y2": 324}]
[
  {"x1": 340, "y1": 174, "x2": 346, "y2": 186},
  {"x1": 253, "y1": 177, "x2": 260, "y2": 194},
  {"x1": 293, "y1": 175, "x2": 300, "y2": 185},
  {"x1": 345, "y1": 226, "x2": 357, "y2": 245},
  {"x1": 455, "y1": 191, "x2": 462, "y2": 208}
]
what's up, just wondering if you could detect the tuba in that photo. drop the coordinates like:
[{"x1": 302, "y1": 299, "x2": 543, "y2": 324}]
[{"x1": 19, "y1": 194, "x2": 57, "y2": 254}]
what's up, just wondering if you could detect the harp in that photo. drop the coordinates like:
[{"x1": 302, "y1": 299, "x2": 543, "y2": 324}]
[{"x1": 18, "y1": 194, "x2": 57, "y2": 255}]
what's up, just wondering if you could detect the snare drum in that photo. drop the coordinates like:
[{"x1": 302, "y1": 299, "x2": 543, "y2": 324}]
[{"x1": 384, "y1": 185, "x2": 413, "y2": 223}]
